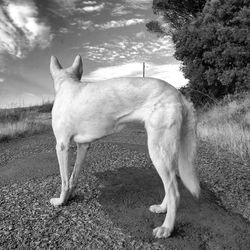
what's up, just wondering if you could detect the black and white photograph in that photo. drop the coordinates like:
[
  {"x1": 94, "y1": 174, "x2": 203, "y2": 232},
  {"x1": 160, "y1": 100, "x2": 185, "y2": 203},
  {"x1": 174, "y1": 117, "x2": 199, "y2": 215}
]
[{"x1": 0, "y1": 0, "x2": 249, "y2": 249}]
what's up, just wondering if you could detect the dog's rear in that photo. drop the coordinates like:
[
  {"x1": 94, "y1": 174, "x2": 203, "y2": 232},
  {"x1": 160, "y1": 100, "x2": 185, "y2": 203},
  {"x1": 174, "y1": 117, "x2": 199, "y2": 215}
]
[{"x1": 178, "y1": 96, "x2": 200, "y2": 198}]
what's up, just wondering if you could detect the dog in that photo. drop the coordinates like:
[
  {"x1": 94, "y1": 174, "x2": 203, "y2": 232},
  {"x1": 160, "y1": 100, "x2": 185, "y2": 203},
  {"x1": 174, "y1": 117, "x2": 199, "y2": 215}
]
[{"x1": 49, "y1": 55, "x2": 200, "y2": 238}]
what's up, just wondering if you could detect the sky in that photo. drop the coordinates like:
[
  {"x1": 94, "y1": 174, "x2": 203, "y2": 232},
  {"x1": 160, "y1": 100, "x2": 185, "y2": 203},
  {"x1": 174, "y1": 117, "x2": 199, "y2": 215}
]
[{"x1": 0, "y1": 0, "x2": 188, "y2": 108}]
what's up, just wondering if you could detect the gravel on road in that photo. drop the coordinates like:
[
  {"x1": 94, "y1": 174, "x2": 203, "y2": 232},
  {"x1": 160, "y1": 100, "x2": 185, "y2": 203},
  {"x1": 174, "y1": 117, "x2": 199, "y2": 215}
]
[{"x1": 0, "y1": 125, "x2": 249, "y2": 249}]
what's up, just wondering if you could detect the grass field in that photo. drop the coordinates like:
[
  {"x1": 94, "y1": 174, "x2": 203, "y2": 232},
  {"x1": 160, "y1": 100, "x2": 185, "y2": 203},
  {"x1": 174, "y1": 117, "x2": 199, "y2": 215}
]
[
  {"x1": 0, "y1": 102, "x2": 53, "y2": 142},
  {"x1": 197, "y1": 93, "x2": 250, "y2": 163}
]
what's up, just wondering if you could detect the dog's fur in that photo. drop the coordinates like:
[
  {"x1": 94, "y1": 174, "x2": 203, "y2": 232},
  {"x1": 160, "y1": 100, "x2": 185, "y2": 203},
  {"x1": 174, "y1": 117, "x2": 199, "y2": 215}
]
[{"x1": 49, "y1": 55, "x2": 200, "y2": 238}]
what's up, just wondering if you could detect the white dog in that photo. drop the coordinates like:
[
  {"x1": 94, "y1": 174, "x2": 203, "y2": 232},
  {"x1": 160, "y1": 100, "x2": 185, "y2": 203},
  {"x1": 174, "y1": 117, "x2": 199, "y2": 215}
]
[{"x1": 49, "y1": 55, "x2": 200, "y2": 238}]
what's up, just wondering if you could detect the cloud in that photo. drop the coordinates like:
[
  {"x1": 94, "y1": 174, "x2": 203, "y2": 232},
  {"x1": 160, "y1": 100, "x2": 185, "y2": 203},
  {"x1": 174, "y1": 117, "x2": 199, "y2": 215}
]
[
  {"x1": 136, "y1": 31, "x2": 146, "y2": 38},
  {"x1": 53, "y1": 0, "x2": 79, "y2": 10},
  {"x1": 147, "y1": 64, "x2": 188, "y2": 88},
  {"x1": 82, "y1": 36, "x2": 174, "y2": 64},
  {"x1": 83, "y1": 1, "x2": 97, "y2": 4},
  {"x1": 0, "y1": 78, "x2": 4, "y2": 82},
  {"x1": 53, "y1": 0, "x2": 104, "y2": 16},
  {"x1": 84, "y1": 62, "x2": 188, "y2": 88},
  {"x1": 84, "y1": 63, "x2": 142, "y2": 80},
  {"x1": 71, "y1": 20, "x2": 94, "y2": 31},
  {"x1": 79, "y1": 3, "x2": 105, "y2": 12},
  {"x1": 124, "y1": 0, "x2": 152, "y2": 10},
  {"x1": 95, "y1": 18, "x2": 146, "y2": 30},
  {"x1": 111, "y1": 0, "x2": 152, "y2": 16},
  {"x1": 0, "y1": 1, "x2": 52, "y2": 59},
  {"x1": 111, "y1": 4, "x2": 132, "y2": 16},
  {"x1": 59, "y1": 27, "x2": 70, "y2": 34},
  {"x1": 45, "y1": 0, "x2": 79, "y2": 17},
  {"x1": 80, "y1": 20, "x2": 94, "y2": 30},
  {"x1": 76, "y1": 18, "x2": 147, "y2": 31}
]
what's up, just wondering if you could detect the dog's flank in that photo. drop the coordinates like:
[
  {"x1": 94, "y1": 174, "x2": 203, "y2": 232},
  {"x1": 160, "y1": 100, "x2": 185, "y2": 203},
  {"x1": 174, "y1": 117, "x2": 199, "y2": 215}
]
[{"x1": 49, "y1": 55, "x2": 200, "y2": 238}]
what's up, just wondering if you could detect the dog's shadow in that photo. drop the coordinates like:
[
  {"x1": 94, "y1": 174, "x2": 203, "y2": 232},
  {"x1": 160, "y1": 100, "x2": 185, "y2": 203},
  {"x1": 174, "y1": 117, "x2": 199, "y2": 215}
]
[
  {"x1": 68, "y1": 152, "x2": 249, "y2": 248},
  {"x1": 93, "y1": 166, "x2": 195, "y2": 242},
  {"x1": 71, "y1": 163, "x2": 248, "y2": 248}
]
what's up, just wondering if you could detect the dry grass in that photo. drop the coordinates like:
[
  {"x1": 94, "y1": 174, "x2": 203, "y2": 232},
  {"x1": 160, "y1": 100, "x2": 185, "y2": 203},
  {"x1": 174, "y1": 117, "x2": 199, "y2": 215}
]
[
  {"x1": 197, "y1": 93, "x2": 250, "y2": 162},
  {"x1": 0, "y1": 102, "x2": 53, "y2": 142}
]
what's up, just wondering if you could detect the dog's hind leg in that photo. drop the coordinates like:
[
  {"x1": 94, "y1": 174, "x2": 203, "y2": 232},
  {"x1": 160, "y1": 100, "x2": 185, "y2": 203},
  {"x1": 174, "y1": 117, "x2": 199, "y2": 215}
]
[
  {"x1": 146, "y1": 106, "x2": 182, "y2": 238},
  {"x1": 50, "y1": 138, "x2": 71, "y2": 206},
  {"x1": 69, "y1": 143, "x2": 89, "y2": 198}
]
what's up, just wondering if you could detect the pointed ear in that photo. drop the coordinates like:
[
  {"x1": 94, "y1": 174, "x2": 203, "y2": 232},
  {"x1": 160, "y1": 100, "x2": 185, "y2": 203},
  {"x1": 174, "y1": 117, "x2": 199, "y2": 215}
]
[
  {"x1": 50, "y1": 56, "x2": 62, "y2": 78},
  {"x1": 71, "y1": 55, "x2": 83, "y2": 80}
]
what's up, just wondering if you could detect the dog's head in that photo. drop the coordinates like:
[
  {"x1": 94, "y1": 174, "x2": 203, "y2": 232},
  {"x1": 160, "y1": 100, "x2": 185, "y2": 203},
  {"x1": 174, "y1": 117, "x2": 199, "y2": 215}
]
[{"x1": 50, "y1": 55, "x2": 83, "y2": 92}]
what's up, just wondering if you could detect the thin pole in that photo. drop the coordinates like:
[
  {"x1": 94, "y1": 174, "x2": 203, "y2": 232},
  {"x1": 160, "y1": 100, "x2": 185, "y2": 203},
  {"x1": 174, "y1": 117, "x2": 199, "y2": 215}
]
[{"x1": 143, "y1": 62, "x2": 145, "y2": 77}]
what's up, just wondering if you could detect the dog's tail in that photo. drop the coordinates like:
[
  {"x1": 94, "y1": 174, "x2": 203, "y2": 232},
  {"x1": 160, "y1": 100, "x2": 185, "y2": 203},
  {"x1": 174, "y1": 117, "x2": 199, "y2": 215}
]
[{"x1": 178, "y1": 96, "x2": 200, "y2": 198}]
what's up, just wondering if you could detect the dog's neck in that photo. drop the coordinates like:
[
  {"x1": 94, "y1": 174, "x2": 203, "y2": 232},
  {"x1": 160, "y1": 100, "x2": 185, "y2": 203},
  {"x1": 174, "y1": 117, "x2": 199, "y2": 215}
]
[{"x1": 53, "y1": 73, "x2": 80, "y2": 93}]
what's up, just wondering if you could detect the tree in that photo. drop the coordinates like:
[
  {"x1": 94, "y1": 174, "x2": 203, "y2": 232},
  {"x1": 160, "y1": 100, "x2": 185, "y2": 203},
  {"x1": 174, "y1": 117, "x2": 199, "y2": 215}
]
[
  {"x1": 148, "y1": 0, "x2": 250, "y2": 105},
  {"x1": 146, "y1": 0, "x2": 206, "y2": 35},
  {"x1": 173, "y1": 0, "x2": 250, "y2": 104}
]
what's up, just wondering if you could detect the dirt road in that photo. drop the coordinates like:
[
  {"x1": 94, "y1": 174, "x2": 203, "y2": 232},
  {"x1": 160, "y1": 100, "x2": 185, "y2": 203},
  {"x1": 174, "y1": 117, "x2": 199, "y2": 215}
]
[{"x1": 0, "y1": 125, "x2": 249, "y2": 249}]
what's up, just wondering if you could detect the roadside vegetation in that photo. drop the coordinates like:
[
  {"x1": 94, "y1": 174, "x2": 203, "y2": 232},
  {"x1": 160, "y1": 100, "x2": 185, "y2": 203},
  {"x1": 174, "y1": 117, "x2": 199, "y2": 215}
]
[
  {"x1": 197, "y1": 93, "x2": 250, "y2": 163},
  {"x1": 0, "y1": 102, "x2": 53, "y2": 142}
]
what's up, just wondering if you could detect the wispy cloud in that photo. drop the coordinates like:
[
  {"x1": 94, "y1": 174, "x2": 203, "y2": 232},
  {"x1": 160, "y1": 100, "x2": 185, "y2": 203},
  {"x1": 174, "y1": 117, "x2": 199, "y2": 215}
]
[
  {"x1": 80, "y1": 20, "x2": 94, "y2": 30},
  {"x1": 53, "y1": 0, "x2": 79, "y2": 12},
  {"x1": 95, "y1": 18, "x2": 146, "y2": 30},
  {"x1": 85, "y1": 63, "x2": 142, "y2": 80},
  {"x1": 0, "y1": 1, "x2": 52, "y2": 59},
  {"x1": 83, "y1": 1, "x2": 97, "y2": 4},
  {"x1": 136, "y1": 31, "x2": 146, "y2": 38},
  {"x1": 53, "y1": 0, "x2": 104, "y2": 15},
  {"x1": 81, "y1": 36, "x2": 174, "y2": 64},
  {"x1": 111, "y1": 0, "x2": 152, "y2": 16},
  {"x1": 124, "y1": 0, "x2": 152, "y2": 10},
  {"x1": 84, "y1": 62, "x2": 188, "y2": 88},
  {"x1": 76, "y1": 18, "x2": 147, "y2": 31},
  {"x1": 59, "y1": 27, "x2": 70, "y2": 34},
  {"x1": 71, "y1": 20, "x2": 94, "y2": 30},
  {"x1": 148, "y1": 64, "x2": 188, "y2": 88},
  {"x1": 111, "y1": 4, "x2": 132, "y2": 16},
  {"x1": 78, "y1": 3, "x2": 105, "y2": 13}
]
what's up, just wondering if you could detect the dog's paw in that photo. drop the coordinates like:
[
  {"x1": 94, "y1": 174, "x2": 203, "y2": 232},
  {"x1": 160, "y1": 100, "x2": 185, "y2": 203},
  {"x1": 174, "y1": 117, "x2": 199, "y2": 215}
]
[
  {"x1": 153, "y1": 226, "x2": 171, "y2": 238},
  {"x1": 50, "y1": 198, "x2": 63, "y2": 206},
  {"x1": 149, "y1": 204, "x2": 167, "y2": 213}
]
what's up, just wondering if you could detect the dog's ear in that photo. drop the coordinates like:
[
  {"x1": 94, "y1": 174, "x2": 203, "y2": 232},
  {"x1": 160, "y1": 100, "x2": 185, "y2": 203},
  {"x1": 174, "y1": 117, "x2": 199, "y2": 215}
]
[
  {"x1": 50, "y1": 56, "x2": 62, "y2": 78},
  {"x1": 71, "y1": 55, "x2": 83, "y2": 80}
]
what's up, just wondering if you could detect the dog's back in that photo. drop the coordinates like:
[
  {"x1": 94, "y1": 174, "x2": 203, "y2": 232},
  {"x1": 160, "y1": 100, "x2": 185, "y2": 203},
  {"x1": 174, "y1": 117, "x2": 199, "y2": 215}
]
[{"x1": 52, "y1": 73, "x2": 183, "y2": 143}]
